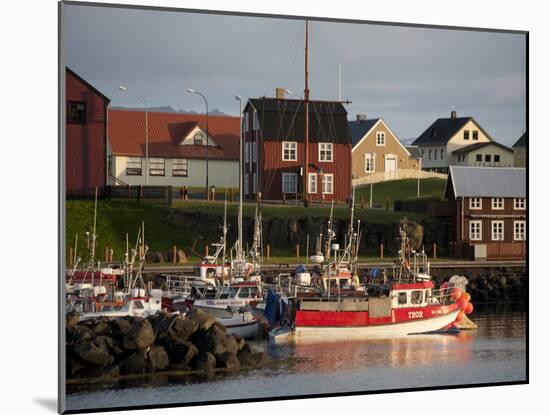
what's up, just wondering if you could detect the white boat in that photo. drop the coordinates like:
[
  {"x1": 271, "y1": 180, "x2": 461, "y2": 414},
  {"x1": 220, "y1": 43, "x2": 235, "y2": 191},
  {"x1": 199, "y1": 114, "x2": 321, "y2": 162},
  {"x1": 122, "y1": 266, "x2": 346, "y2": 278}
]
[
  {"x1": 79, "y1": 289, "x2": 164, "y2": 321},
  {"x1": 218, "y1": 310, "x2": 260, "y2": 338},
  {"x1": 188, "y1": 282, "x2": 262, "y2": 318}
]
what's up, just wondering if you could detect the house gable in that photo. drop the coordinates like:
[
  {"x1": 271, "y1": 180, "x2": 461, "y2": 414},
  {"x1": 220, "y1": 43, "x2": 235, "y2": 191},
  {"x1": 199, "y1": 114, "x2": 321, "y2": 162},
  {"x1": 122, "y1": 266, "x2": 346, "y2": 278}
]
[
  {"x1": 179, "y1": 124, "x2": 218, "y2": 147},
  {"x1": 447, "y1": 119, "x2": 493, "y2": 154}
]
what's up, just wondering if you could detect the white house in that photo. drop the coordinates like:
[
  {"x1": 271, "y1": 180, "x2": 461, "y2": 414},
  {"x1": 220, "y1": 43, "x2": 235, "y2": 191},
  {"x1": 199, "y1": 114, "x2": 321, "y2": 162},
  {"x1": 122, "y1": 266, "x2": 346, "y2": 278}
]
[
  {"x1": 413, "y1": 111, "x2": 500, "y2": 172},
  {"x1": 107, "y1": 109, "x2": 240, "y2": 188}
]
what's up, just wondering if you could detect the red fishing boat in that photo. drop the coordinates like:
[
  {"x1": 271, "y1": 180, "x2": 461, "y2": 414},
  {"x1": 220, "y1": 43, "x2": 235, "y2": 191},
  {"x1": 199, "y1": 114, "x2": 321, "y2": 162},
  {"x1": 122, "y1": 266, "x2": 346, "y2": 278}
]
[{"x1": 293, "y1": 227, "x2": 474, "y2": 341}]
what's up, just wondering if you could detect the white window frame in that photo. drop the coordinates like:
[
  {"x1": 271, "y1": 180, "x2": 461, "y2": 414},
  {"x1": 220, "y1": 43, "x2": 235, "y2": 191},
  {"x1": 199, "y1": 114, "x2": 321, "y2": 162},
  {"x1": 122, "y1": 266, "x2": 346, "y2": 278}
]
[
  {"x1": 282, "y1": 172, "x2": 297, "y2": 194},
  {"x1": 319, "y1": 143, "x2": 333, "y2": 162},
  {"x1": 376, "y1": 132, "x2": 386, "y2": 146},
  {"x1": 126, "y1": 157, "x2": 142, "y2": 176},
  {"x1": 172, "y1": 158, "x2": 188, "y2": 177},
  {"x1": 308, "y1": 173, "x2": 317, "y2": 194},
  {"x1": 514, "y1": 220, "x2": 526, "y2": 241},
  {"x1": 469, "y1": 197, "x2": 482, "y2": 210},
  {"x1": 469, "y1": 220, "x2": 482, "y2": 241},
  {"x1": 491, "y1": 220, "x2": 504, "y2": 241},
  {"x1": 514, "y1": 198, "x2": 526, "y2": 210},
  {"x1": 149, "y1": 157, "x2": 165, "y2": 176},
  {"x1": 282, "y1": 141, "x2": 297, "y2": 161},
  {"x1": 492, "y1": 197, "x2": 504, "y2": 210},
  {"x1": 364, "y1": 153, "x2": 375, "y2": 173},
  {"x1": 322, "y1": 173, "x2": 334, "y2": 195}
]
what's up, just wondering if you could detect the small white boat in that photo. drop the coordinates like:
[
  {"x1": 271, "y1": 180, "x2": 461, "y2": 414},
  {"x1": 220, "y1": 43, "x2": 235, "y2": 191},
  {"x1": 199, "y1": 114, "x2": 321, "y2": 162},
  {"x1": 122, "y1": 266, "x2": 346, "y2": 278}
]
[
  {"x1": 268, "y1": 326, "x2": 294, "y2": 344},
  {"x1": 217, "y1": 310, "x2": 260, "y2": 339},
  {"x1": 79, "y1": 289, "x2": 164, "y2": 321}
]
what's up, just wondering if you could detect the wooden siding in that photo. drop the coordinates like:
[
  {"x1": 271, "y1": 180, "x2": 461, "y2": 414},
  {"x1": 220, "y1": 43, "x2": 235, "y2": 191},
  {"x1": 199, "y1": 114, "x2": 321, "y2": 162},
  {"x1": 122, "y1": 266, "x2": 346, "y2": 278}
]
[
  {"x1": 66, "y1": 70, "x2": 109, "y2": 194},
  {"x1": 352, "y1": 120, "x2": 418, "y2": 179}
]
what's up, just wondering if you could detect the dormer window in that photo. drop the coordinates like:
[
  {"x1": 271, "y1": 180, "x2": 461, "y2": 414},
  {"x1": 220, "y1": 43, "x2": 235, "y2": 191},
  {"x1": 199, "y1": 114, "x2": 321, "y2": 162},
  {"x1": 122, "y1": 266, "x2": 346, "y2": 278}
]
[
  {"x1": 464, "y1": 130, "x2": 470, "y2": 140},
  {"x1": 194, "y1": 132, "x2": 203, "y2": 145},
  {"x1": 473, "y1": 130, "x2": 479, "y2": 140}
]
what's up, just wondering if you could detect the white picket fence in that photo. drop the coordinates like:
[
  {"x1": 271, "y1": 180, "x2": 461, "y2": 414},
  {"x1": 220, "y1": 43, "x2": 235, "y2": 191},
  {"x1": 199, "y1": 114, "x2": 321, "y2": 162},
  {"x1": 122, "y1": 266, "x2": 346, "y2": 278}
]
[{"x1": 352, "y1": 169, "x2": 447, "y2": 186}]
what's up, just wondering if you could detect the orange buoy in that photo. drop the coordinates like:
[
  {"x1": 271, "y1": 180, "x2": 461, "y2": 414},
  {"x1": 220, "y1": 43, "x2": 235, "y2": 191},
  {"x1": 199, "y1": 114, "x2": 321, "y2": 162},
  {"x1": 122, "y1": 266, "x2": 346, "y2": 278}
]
[
  {"x1": 457, "y1": 296, "x2": 469, "y2": 310},
  {"x1": 462, "y1": 292, "x2": 471, "y2": 302},
  {"x1": 456, "y1": 310, "x2": 465, "y2": 322},
  {"x1": 450, "y1": 287, "x2": 462, "y2": 301},
  {"x1": 465, "y1": 302, "x2": 474, "y2": 315}
]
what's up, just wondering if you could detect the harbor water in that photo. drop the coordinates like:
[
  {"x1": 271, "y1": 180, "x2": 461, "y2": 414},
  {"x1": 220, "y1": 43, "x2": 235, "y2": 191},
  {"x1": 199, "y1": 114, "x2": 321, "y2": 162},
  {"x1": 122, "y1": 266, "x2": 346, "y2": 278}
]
[{"x1": 66, "y1": 306, "x2": 526, "y2": 411}]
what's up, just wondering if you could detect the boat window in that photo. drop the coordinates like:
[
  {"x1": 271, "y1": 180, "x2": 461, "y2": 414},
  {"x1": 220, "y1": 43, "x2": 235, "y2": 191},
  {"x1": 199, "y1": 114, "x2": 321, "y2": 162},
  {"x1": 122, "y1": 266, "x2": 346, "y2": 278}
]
[
  {"x1": 250, "y1": 287, "x2": 259, "y2": 297},
  {"x1": 397, "y1": 292, "x2": 407, "y2": 305},
  {"x1": 229, "y1": 288, "x2": 239, "y2": 298},
  {"x1": 133, "y1": 300, "x2": 144, "y2": 309},
  {"x1": 218, "y1": 287, "x2": 232, "y2": 299},
  {"x1": 238, "y1": 287, "x2": 250, "y2": 298},
  {"x1": 411, "y1": 291, "x2": 423, "y2": 304}
]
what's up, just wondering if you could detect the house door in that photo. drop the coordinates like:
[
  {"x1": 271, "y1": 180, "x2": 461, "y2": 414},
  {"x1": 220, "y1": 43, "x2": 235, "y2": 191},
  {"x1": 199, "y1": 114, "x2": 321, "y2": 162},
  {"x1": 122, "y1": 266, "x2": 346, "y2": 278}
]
[{"x1": 385, "y1": 155, "x2": 397, "y2": 180}]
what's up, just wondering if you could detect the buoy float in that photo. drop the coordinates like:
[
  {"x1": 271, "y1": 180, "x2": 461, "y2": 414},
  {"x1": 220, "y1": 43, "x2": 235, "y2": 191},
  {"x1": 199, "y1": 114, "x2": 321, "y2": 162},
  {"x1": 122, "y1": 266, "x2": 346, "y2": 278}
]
[
  {"x1": 465, "y1": 302, "x2": 474, "y2": 315},
  {"x1": 456, "y1": 310, "x2": 465, "y2": 322},
  {"x1": 450, "y1": 287, "x2": 462, "y2": 300}
]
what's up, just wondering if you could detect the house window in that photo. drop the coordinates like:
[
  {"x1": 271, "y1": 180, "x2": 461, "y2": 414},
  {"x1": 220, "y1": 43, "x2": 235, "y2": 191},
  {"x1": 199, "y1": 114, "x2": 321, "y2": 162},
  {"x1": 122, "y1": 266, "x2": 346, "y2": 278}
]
[
  {"x1": 470, "y1": 220, "x2": 482, "y2": 241},
  {"x1": 252, "y1": 112, "x2": 259, "y2": 130},
  {"x1": 150, "y1": 158, "x2": 165, "y2": 176},
  {"x1": 440, "y1": 149, "x2": 444, "y2": 160},
  {"x1": 308, "y1": 173, "x2": 317, "y2": 194},
  {"x1": 492, "y1": 198, "x2": 504, "y2": 210},
  {"x1": 67, "y1": 101, "x2": 86, "y2": 124},
  {"x1": 172, "y1": 159, "x2": 188, "y2": 177},
  {"x1": 245, "y1": 142, "x2": 250, "y2": 163},
  {"x1": 194, "y1": 132, "x2": 203, "y2": 145},
  {"x1": 125, "y1": 157, "x2": 142, "y2": 176},
  {"x1": 319, "y1": 143, "x2": 333, "y2": 162},
  {"x1": 470, "y1": 197, "x2": 482, "y2": 210},
  {"x1": 464, "y1": 130, "x2": 470, "y2": 140},
  {"x1": 282, "y1": 141, "x2": 297, "y2": 161},
  {"x1": 514, "y1": 221, "x2": 526, "y2": 241},
  {"x1": 282, "y1": 172, "x2": 297, "y2": 194},
  {"x1": 485, "y1": 154, "x2": 491, "y2": 162},
  {"x1": 428, "y1": 150, "x2": 432, "y2": 160},
  {"x1": 364, "y1": 153, "x2": 375, "y2": 173},
  {"x1": 243, "y1": 112, "x2": 249, "y2": 133},
  {"x1": 434, "y1": 150, "x2": 438, "y2": 160},
  {"x1": 494, "y1": 154, "x2": 500, "y2": 163},
  {"x1": 252, "y1": 142, "x2": 257, "y2": 163},
  {"x1": 322, "y1": 174, "x2": 334, "y2": 195},
  {"x1": 473, "y1": 131, "x2": 479, "y2": 140},
  {"x1": 376, "y1": 132, "x2": 386, "y2": 146},
  {"x1": 252, "y1": 173, "x2": 257, "y2": 193},
  {"x1": 491, "y1": 221, "x2": 504, "y2": 241},
  {"x1": 244, "y1": 173, "x2": 249, "y2": 195},
  {"x1": 476, "y1": 154, "x2": 482, "y2": 162},
  {"x1": 514, "y1": 198, "x2": 526, "y2": 210}
]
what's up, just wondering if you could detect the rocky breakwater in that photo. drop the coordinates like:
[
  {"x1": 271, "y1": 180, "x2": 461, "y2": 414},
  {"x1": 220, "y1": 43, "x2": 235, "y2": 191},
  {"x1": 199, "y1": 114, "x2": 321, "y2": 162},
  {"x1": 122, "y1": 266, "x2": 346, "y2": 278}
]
[{"x1": 66, "y1": 309, "x2": 266, "y2": 383}]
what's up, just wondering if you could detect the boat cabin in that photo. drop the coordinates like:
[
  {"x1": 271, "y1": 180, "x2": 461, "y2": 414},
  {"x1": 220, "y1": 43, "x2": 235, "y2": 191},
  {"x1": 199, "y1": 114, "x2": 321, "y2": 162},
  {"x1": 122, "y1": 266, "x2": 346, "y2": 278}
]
[{"x1": 390, "y1": 281, "x2": 435, "y2": 309}]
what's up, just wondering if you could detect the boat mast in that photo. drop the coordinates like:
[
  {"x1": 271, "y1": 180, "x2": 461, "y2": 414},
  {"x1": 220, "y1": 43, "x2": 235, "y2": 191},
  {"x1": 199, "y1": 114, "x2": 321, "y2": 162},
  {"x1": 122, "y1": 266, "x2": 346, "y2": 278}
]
[
  {"x1": 222, "y1": 191, "x2": 228, "y2": 265},
  {"x1": 303, "y1": 19, "x2": 310, "y2": 208},
  {"x1": 90, "y1": 187, "x2": 98, "y2": 286}
]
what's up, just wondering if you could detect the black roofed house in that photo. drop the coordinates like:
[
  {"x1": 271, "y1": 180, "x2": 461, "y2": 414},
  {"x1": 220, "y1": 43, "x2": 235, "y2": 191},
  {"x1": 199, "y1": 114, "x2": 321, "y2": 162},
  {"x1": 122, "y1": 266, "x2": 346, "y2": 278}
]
[
  {"x1": 413, "y1": 110, "x2": 498, "y2": 173},
  {"x1": 242, "y1": 91, "x2": 352, "y2": 202},
  {"x1": 512, "y1": 132, "x2": 527, "y2": 167},
  {"x1": 445, "y1": 166, "x2": 526, "y2": 260}
]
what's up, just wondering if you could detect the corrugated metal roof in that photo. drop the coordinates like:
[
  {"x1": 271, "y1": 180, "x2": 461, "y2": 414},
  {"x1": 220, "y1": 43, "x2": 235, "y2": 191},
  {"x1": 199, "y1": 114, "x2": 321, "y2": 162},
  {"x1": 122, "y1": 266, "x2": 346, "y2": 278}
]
[
  {"x1": 247, "y1": 98, "x2": 350, "y2": 144},
  {"x1": 348, "y1": 118, "x2": 380, "y2": 147},
  {"x1": 108, "y1": 110, "x2": 240, "y2": 160},
  {"x1": 449, "y1": 166, "x2": 526, "y2": 198}
]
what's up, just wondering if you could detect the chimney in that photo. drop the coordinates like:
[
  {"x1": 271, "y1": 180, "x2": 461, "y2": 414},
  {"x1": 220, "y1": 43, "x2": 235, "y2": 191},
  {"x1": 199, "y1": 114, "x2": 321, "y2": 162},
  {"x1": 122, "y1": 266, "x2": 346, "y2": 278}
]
[
  {"x1": 356, "y1": 114, "x2": 367, "y2": 122},
  {"x1": 451, "y1": 110, "x2": 457, "y2": 119},
  {"x1": 276, "y1": 88, "x2": 286, "y2": 100}
]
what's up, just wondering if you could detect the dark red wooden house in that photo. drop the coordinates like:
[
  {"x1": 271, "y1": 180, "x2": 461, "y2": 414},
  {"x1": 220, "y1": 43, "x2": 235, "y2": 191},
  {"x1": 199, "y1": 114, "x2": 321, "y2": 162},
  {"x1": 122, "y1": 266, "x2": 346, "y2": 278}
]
[
  {"x1": 65, "y1": 67, "x2": 110, "y2": 196},
  {"x1": 242, "y1": 96, "x2": 352, "y2": 202}
]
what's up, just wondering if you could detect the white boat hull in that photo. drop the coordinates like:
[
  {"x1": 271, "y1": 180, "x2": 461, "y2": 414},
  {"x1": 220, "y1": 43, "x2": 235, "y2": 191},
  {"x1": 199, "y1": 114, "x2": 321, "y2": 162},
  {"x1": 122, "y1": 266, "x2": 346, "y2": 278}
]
[
  {"x1": 218, "y1": 317, "x2": 259, "y2": 338},
  {"x1": 294, "y1": 309, "x2": 460, "y2": 342}
]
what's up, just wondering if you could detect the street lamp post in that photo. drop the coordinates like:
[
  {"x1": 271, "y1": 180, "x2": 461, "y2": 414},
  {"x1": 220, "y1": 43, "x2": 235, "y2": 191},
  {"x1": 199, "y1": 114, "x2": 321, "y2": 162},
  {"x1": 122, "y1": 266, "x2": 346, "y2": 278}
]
[
  {"x1": 235, "y1": 95, "x2": 243, "y2": 262},
  {"x1": 118, "y1": 86, "x2": 148, "y2": 185},
  {"x1": 187, "y1": 89, "x2": 209, "y2": 199}
]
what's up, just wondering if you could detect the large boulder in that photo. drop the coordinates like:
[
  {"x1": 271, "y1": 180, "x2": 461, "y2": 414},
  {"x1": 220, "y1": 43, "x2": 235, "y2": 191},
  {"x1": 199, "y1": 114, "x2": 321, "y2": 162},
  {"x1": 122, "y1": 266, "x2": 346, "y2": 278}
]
[
  {"x1": 237, "y1": 344, "x2": 266, "y2": 368},
  {"x1": 72, "y1": 324, "x2": 95, "y2": 342},
  {"x1": 221, "y1": 334, "x2": 239, "y2": 355},
  {"x1": 74, "y1": 338, "x2": 114, "y2": 366},
  {"x1": 186, "y1": 308, "x2": 217, "y2": 332},
  {"x1": 92, "y1": 317, "x2": 111, "y2": 336},
  {"x1": 148, "y1": 345, "x2": 170, "y2": 371},
  {"x1": 165, "y1": 339, "x2": 198, "y2": 369},
  {"x1": 122, "y1": 319, "x2": 154, "y2": 350},
  {"x1": 111, "y1": 318, "x2": 134, "y2": 339},
  {"x1": 75, "y1": 364, "x2": 120, "y2": 380},
  {"x1": 120, "y1": 350, "x2": 150, "y2": 375},
  {"x1": 216, "y1": 351, "x2": 240, "y2": 371},
  {"x1": 194, "y1": 352, "x2": 216, "y2": 373},
  {"x1": 193, "y1": 324, "x2": 226, "y2": 354},
  {"x1": 66, "y1": 312, "x2": 80, "y2": 330}
]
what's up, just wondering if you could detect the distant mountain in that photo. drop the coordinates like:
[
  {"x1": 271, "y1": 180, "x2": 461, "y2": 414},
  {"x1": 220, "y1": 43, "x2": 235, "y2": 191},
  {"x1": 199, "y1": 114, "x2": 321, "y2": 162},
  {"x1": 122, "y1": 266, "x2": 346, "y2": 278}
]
[
  {"x1": 111, "y1": 105, "x2": 227, "y2": 116},
  {"x1": 400, "y1": 137, "x2": 417, "y2": 146}
]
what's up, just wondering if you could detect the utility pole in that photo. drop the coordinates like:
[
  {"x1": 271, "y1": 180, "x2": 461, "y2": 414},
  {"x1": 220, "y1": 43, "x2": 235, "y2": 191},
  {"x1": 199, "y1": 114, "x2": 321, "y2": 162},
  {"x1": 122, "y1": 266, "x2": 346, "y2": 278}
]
[{"x1": 303, "y1": 20, "x2": 310, "y2": 208}]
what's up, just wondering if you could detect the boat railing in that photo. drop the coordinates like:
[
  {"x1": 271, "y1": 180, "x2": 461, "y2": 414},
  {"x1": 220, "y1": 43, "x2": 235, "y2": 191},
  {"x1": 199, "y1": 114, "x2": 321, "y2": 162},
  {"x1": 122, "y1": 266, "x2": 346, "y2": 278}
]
[{"x1": 430, "y1": 288, "x2": 457, "y2": 306}]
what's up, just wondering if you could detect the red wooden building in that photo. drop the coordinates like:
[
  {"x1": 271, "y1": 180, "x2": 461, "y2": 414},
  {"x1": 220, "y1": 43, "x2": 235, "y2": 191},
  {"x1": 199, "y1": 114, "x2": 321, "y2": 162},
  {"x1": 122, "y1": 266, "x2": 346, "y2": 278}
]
[
  {"x1": 65, "y1": 67, "x2": 110, "y2": 196},
  {"x1": 445, "y1": 166, "x2": 526, "y2": 260},
  {"x1": 242, "y1": 96, "x2": 352, "y2": 202}
]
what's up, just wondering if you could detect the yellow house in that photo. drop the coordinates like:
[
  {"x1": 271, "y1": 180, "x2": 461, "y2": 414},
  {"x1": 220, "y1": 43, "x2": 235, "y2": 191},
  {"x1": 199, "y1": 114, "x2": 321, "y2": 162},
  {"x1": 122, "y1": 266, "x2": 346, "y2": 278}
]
[
  {"x1": 349, "y1": 115, "x2": 422, "y2": 183},
  {"x1": 451, "y1": 141, "x2": 514, "y2": 167}
]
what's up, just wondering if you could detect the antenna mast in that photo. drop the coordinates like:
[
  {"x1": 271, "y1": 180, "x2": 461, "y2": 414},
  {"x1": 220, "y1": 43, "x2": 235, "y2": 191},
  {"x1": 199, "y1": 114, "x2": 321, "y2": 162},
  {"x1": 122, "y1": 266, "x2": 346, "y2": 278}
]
[{"x1": 303, "y1": 20, "x2": 310, "y2": 207}]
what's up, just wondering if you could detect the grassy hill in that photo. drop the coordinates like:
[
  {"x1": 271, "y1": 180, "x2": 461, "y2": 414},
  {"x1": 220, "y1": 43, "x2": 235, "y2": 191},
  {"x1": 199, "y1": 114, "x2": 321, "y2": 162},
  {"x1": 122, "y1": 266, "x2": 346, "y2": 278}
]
[
  {"x1": 66, "y1": 178, "x2": 448, "y2": 264},
  {"x1": 354, "y1": 178, "x2": 446, "y2": 208}
]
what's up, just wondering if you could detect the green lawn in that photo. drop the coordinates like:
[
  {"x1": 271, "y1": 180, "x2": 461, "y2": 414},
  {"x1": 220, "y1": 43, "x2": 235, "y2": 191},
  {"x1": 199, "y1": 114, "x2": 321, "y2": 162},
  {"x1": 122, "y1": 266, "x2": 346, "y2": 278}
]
[{"x1": 355, "y1": 178, "x2": 446, "y2": 208}]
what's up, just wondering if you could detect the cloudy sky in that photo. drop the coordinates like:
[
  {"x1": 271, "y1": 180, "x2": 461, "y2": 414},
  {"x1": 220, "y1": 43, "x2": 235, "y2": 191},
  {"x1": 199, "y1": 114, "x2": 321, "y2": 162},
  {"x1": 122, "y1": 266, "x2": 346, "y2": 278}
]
[{"x1": 64, "y1": 3, "x2": 526, "y2": 145}]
